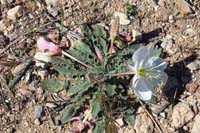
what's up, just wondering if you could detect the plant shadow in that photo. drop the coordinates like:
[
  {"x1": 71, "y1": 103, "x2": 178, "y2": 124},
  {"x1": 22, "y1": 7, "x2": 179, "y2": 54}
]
[{"x1": 163, "y1": 54, "x2": 197, "y2": 102}]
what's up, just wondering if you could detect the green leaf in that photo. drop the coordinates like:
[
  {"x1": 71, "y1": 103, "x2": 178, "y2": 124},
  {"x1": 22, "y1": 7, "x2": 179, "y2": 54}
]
[
  {"x1": 74, "y1": 41, "x2": 93, "y2": 55},
  {"x1": 105, "y1": 84, "x2": 116, "y2": 96},
  {"x1": 54, "y1": 65, "x2": 69, "y2": 76},
  {"x1": 98, "y1": 37, "x2": 108, "y2": 56},
  {"x1": 60, "y1": 105, "x2": 76, "y2": 124},
  {"x1": 92, "y1": 25, "x2": 107, "y2": 39},
  {"x1": 51, "y1": 56, "x2": 71, "y2": 65},
  {"x1": 40, "y1": 78, "x2": 65, "y2": 93},
  {"x1": 124, "y1": 108, "x2": 135, "y2": 127},
  {"x1": 54, "y1": 65, "x2": 82, "y2": 77},
  {"x1": 91, "y1": 99, "x2": 101, "y2": 118},
  {"x1": 67, "y1": 79, "x2": 91, "y2": 96},
  {"x1": 93, "y1": 118, "x2": 106, "y2": 133}
]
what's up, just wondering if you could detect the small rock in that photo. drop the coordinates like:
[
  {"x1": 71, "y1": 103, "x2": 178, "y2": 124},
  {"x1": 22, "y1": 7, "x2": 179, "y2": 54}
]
[
  {"x1": 183, "y1": 28, "x2": 196, "y2": 36},
  {"x1": 19, "y1": 88, "x2": 34, "y2": 96},
  {"x1": 171, "y1": 102, "x2": 194, "y2": 128},
  {"x1": 183, "y1": 126, "x2": 189, "y2": 131},
  {"x1": 168, "y1": 15, "x2": 175, "y2": 23},
  {"x1": 160, "y1": 112, "x2": 166, "y2": 118},
  {"x1": 134, "y1": 107, "x2": 154, "y2": 133},
  {"x1": 46, "y1": 102, "x2": 57, "y2": 108},
  {"x1": 34, "y1": 118, "x2": 41, "y2": 126},
  {"x1": 37, "y1": 87, "x2": 44, "y2": 95},
  {"x1": 186, "y1": 61, "x2": 200, "y2": 71},
  {"x1": 161, "y1": 36, "x2": 174, "y2": 54},
  {"x1": 47, "y1": 6, "x2": 59, "y2": 17},
  {"x1": 7, "y1": 24, "x2": 14, "y2": 31},
  {"x1": 0, "y1": 20, "x2": 6, "y2": 31},
  {"x1": 114, "y1": 12, "x2": 130, "y2": 25},
  {"x1": 168, "y1": 127, "x2": 176, "y2": 132},
  {"x1": 11, "y1": 63, "x2": 24, "y2": 75},
  {"x1": 115, "y1": 118, "x2": 124, "y2": 127},
  {"x1": 0, "y1": 0, "x2": 5, "y2": 4},
  {"x1": 155, "y1": 6, "x2": 170, "y2": 21},
  {"x1": 34, "y1": 52, "x2": 51, "y2": 67},
  {"x1": 34, "y1": 105, "x2": 43, "y2": 119},
  {"x1": 45, "y1": 0, "x2": 60, "y2": 6},
  {"x1": 1, "y1": 0, "x2": 13, "y2": 4},
  {"x1": 191, "y1": 114, "x2": 200, "y2": 133},
  {"x1": 186, "y1": 82, "x2": 199, "y2": 94},
  {"x1": 7, "y1": 5, "x2": 22, "y2": 21},
  {"x1": 175, "y1": 0, "x2": 193, "y2": 15}
]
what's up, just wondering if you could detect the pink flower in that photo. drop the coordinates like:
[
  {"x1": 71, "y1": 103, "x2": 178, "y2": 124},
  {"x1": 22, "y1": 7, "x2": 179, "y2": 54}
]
[
  {"x1": 37, "y1": 37, "x2": 60, "y2": 55},
  {"x1": 68, "y1": 117, "x2": 92, "y2": 133},
  {"x1": 120, "y1": 32, "x2": 133, "y2": 42}
]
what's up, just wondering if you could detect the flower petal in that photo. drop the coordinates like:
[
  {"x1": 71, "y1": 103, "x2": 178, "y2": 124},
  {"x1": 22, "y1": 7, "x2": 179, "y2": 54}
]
[
  {"x1": 145, "y1": 56, "x2": 167, "y2": 71},
  {"x1": 37, "y1": 37, "x2": 50, "y2": 51},
  {"x1": 48, "y1": 42, "x2": 60, "y2": 55},
  {"x1": 133, "y1": 78, "x2": 155, "y2": 101},
  {"x1": 146, "y1": 70, "x2": 168, "y2": 88},
  {"x1": 132, "y1": 46, "x2": 149, "y2": 71},
  {"x1": 37, "y1": 37, "x2": 60, "y2": 55},
  {"x1": 34, "y1": 52, "x2": 51, "y2": 62}
]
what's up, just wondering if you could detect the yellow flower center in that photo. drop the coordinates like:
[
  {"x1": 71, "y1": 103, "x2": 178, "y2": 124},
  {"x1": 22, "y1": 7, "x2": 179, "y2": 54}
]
[{"x1": 138, "y1": 67, "x2": 146, "y2": 77}]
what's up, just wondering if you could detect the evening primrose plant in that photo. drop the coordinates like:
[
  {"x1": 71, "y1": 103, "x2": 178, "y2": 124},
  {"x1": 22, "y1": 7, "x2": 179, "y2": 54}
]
[{"x1": 36, "y1": 20, "x2": 168, "y2": 132}]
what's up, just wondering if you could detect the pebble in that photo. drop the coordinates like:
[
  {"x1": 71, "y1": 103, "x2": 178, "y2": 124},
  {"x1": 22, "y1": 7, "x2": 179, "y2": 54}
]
[
  {"x1": 7, "y1": 5, "x2": 22, "y2": 21},
  {"x1": 174, "y1": 0, "x2": 193, "y2": 15},
  {"x1": 191, "y1": 114, "x2": 200, "y2": 133},
  {"x1": 155, "y1": 6, "x2": 170, "y2": 21},
  {"x1": 34, "y1": 105, "x2": 43, "y2": 119},
  {"x1": 116, "y1": 118, "x2": 124, "y2": 127},
  {"x1": 160, "y1": 112, "x2": 166, "y2": 118},
  {"x1": 7, "y1": 24, "x2": 14, "y2": 31},
  {"x1": 134, "y1": 107, "x2": 154, "y2": 133},
  {"x1": 171, "y1": 102, "x2": 194, "y2": 128},
  {"x1": 34, "y1": 52, "x2": 51, "y2": 67},
  {"x1": 1, "y1": 0, "x2": 14, "y2": 4},
  {"x1": 186, "y1": 60, "x2": 200, "y2": 71},
  {"x1": 168, "y1": 127, "x2": 176, "y2": 132},
  {"x1": 168, "y1": 15, "x2": 175, "y2": 23},
  {"x1": 0, "y1": 20, "x2": 6, "y2": 31},
  {"x1": 11, "y1": 63, "x2": 24, "y2": 75},
  {"x1": 183, "y1": 126, "x2": 189, "y2": 131},
  {"x1": 186, "y1": 82, "x2": 199, "y2": 94},
  {"x1": 161, "y1": 36, "x2": 174, "y2": 54},
  {"x1": 34, "y1": 118, "x2": 41, "y2": 126},
  {"x1": 183, "y1": 28, "x2": 196, "y2": 36},
  {"x1": 19, "y1": 88, "x2": 34, "y2": 96},
  {"x1": 46, "y1": 102, "x2": 57, "y2": 108},
  {"x1": 45, "y1": 0, "x2": 60, "y2": 6},
  {"x1": 114, "y1": 12, "x2": 130, "y2": 25}
]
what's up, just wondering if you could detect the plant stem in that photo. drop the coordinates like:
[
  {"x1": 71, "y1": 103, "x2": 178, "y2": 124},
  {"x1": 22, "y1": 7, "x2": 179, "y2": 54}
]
[
  {"x1": 111, "y1": 71, "x2": 135, "y2": 77},
  {"x1": 61, "y1": 50, "x2": 90, "y2": 68}
]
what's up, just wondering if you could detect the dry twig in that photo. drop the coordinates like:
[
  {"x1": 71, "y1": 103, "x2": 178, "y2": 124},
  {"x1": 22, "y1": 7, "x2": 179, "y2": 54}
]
[{"x1": 139, "y1": 101, "x2": 163, "y2": 133}]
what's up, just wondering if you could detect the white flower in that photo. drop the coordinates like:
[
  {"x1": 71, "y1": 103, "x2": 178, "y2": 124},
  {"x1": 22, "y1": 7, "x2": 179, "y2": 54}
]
[{"x1": 130, "y1": 44, "x2": 168, "y2": 101}]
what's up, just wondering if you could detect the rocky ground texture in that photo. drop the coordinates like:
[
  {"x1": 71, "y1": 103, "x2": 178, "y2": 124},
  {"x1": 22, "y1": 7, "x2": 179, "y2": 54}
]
[{"x1": 0, "y1": 0, "x2": 200, "y2": 132}]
